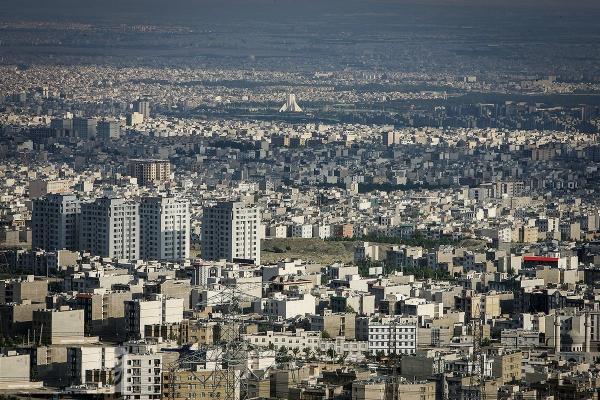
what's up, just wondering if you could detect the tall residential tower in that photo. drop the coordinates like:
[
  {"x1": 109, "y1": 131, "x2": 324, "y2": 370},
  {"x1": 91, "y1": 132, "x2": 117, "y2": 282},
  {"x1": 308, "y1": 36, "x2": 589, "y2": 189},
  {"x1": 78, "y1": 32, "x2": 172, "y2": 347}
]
[
  {"x1": 201, "y1": 201, "x2": 261, "y2": 265},
  {"x1": 140, "y1": 196, "x2": 190, "y2": 261},
  {"x1": 79, "y1": 198, "x2": 139, "y2": 260},
  {"x1": 32, "y1": 194, "x2": 80, "y2": 251}
]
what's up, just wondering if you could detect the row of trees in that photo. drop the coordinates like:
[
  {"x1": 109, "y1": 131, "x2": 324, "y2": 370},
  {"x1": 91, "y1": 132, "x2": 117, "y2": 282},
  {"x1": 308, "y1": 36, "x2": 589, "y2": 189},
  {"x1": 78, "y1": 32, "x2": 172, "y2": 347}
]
[
  {"x1": 269, "y1": 342, "x2": 350, "y2": 364},
  {"x1": 328, "y1": 232, "x2": 458, "y2": 249}
]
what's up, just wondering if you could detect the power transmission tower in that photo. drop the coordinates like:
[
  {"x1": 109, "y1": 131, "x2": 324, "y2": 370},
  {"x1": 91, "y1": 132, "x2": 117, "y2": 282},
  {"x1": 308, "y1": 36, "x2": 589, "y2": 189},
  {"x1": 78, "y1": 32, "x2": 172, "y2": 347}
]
[
  {"x1": 385, "y1": 316, "x2": 400, "y2": 400},
  {"x1": 166, "y1": 279, "x2": 265, "y2": 400},
  {"x1": 468, "y1": 291, "x2": 486, "y2": 400}
]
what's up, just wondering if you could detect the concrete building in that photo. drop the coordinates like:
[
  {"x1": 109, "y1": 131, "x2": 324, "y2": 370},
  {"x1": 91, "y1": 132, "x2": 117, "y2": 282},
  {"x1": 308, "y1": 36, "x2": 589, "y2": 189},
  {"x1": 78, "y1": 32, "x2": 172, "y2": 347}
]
[
  {"x1": 32, "y1": 307, "x2": 85, "y2": 345},
  {"x1": 31, "y1": 345, "x2": 69, "y2": 387},
  {"x1": 491, "y1": 350, "x2": 522, "y2": 384},
  {"x1": 243, "y1": 329, "x2": 322, "y2": 353},
  {"x1": 80, "y1": 197, "x2": 140, "y2": 260},
  {"x1": 310, "y1": 311, "x2": 356, "y2": 339},
  {"x1": 0, "y1": 300, "x2": 46, "y2": 335},
  {"x1": 0, "y1": 351, "x2": 42, "y2": 390},
  {"x1": 73, "y1": 117, "x2": 97, "y2": 139},
  {"x1": 291, "y1": 223, "x2": 313, "y2": 238},
  {"x1": 253, "y1": 292, "x2": 315, "y2": 320},
  {"x1": 330, "y1": 290, "x2": 376, "y2": 316},
  {"x1": 140, "y1": 196, "x2": 190, "y2": 261},
  {"x1": 32, "y1": 194, "x2": 80, "y2": 251},
  {"x1": 133, "y1": 99, "x2": 151, "y2": 118},
  {"x1": 364, "y1": 316, "x2": 418, "y2": 356},
  {"x1": 116, "y1": 341, "x2": 162, "y2": 400},
  {"x1": 163, "y1": 369, "x2": 239, "y2": 400},
  {"x1": 500, "y1": 329, "x2": 541, "y2": 348},
  {"x1": 202, "y1": 201, "x2": 261, "y2": 265},
  {"x1": 127, "y1": 159, "x2": 171, "y2": 186},
  {"x1": 126, "y1": 112, "x2": 144, "y2": 126},
  {"x1": 352, "y1": 379, "x2": 436, "y2": 400},
  {"x1": 0, "y1": 275, "x2": 48, "y2": 304},
  {"x1": 67, "y1": 345, "x2": 118, "y2": 387},
  {"x1": 97, "y1": 119, "x2": 120, "y2": 139},
  {"x1": 319, "y1": 337, "x2": 369, "y2": 361},
  {"x1": 74, "y1": 291, "x2": 132, "y2": 340},
  {"x1": 29, "y1": 179, "x2": 72, "y2": 199},
  {"x1": 180, "y1": 319, "x2": 217, "y2": 345},
  {"x1": 124, "y1": 295, "x2": 184, "y2": 339}
]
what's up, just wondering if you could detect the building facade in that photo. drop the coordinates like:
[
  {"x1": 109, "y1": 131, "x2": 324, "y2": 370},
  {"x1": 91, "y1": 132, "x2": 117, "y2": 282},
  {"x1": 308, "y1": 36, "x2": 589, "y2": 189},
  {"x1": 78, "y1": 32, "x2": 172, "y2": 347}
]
[
  {"x1": 365, "y1": 317, "x2": 418, "y2": 356},
  {"x1": 140, "y1": 196, "x2": 190, "y2": 261},
  {"x1": 32, "y1": 194, "x2": 80, "y2": 251},
  {"x1": 97, "y1": 120, "x2": 120, "y2": 139},
  {"x1": 117, "y1": 342, "x2": 162, "y2": 400},
  {"x1": 127, "y1": 159, "x2": 171, "y2": 186},
  {"x1": 124, "y1": 295, "x2": 184, "y2": 339},
  {"x1": 80, "y1": 198, "x2": 139, "y2": 260},
  {"x1": 201, "y1": 201, "x2": 261, "y2": 265}
]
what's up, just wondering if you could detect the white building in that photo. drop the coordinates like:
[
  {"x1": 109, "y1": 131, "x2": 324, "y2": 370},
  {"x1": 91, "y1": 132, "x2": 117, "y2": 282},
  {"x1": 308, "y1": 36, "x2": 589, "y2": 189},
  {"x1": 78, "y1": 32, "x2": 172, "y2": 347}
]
[
  {"x1": 243, "y1": 329, "x2": 321, "y2": 353},
  {"x1": 67, "y1": 345, "x2": 119, "y2": 387},
  {"x1": 140, "y1": 196, "x2": 190, "y2": 261},
  {"x1": 190, "y1": 260, "x2": 223, "y2": 286},
  {"x1": 319, "y1": 337, "x2": 369, "y2": 361},
  {"x1": 262, "y1": 259, "x2": 307, "y2": 282},
  {"x1": 269, "y1": 225, "x2": 288, "y2": 238},
  {"x1": 246, "y1": 349, "x2": 277, "y2": 371},
  {"x1": 116, "y1": 341, "x2": 162, "y2": 400},
  {"x1": 313, "y1": 224, "x2": 331, "y2": 239},
  {"x1": 366, "y1": 316, "x2": 418, "y2": 356},
  {"x1": 32, "y1": 194, "x2": 80, "y2": 251},
  {"x1": 253, "y1": 292, "x2": 315, "y2": 320},
  {"x1": 354, "y1": 242, "x2": 383, "y2": 263},
  {"x1": 291, "y1": 224, "x2": 313, "y2": 238},
  {"x1": 80, "y1": 198, "x2": 139, "y2": 260},
  {"x1": 124, "y1": 295, "x2": 183, "y2": 339},
  {"x1": 201, "y1": 201, "x2": 261, "y2": 265},
  {"x1": 386, "y1": 246, "x2": 423, "y2": 269}
]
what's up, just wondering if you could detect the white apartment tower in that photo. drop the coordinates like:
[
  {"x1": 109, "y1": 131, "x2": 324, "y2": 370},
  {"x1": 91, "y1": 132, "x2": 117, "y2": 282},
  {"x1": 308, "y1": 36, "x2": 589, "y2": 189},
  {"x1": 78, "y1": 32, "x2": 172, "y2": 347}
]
[
  {"x1": 79, "y1": 198, "x2": 139, "y2": 260},
  {"x1": 116, "y1": 341, "x2": 162, "y2": 400},
  {"x1": 32, "y1": 194, "x2": 80, "y2": 251},
  {"x1": 367, "y1": 317, "x2": 417, "y2": 356},
  {"x1": 201, "y1": 201, "x2": 261, "y2": 265},
  {"x1": 140, "y1": 196, "x2": 190, "y2": 261}
]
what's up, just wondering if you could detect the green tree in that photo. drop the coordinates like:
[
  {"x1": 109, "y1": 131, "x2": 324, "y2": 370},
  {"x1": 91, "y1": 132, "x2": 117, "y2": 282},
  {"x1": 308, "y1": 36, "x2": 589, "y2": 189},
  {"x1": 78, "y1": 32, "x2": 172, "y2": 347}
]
[
  {"x1": 303, "y1": 347, "x2": 312, "y2": 359},
  {"x1": 326, "y1": 348, "x2": 336, "y2": 359}
]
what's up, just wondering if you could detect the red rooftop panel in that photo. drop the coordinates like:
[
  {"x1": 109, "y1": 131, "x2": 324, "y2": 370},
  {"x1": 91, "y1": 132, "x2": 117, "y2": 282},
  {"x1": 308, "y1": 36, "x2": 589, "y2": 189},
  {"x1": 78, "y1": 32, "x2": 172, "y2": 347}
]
[{"x1": 523, "y1": 256, "x2": 559, "y2": 262}]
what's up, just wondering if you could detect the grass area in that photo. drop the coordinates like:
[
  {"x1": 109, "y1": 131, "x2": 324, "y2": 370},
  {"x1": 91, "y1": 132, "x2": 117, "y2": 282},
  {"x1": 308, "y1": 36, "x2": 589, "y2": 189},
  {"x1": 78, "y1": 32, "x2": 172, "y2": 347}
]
[
  {"x1": 261, "y1": 237, "x2": 488, "y2": 265},
  {"x1": 458, "y1": 238, "x2": 488, "y2": 251},
  {"x1": 193, "y1": 237, "x2": 487, "y2": 266},
  {"x1": 261, "y1": 238, "x2": 357, "y2": 265}
]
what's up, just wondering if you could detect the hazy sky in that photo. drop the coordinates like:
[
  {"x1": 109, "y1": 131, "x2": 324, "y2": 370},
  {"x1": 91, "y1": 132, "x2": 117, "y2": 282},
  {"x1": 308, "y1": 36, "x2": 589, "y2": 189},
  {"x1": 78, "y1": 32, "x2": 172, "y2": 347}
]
[
  {"x1": 2, "y1": 0, "x2": 600, "y2": 25},
  {"x1": 1, "y1": 0, "x2": 598, "y2": 74}
]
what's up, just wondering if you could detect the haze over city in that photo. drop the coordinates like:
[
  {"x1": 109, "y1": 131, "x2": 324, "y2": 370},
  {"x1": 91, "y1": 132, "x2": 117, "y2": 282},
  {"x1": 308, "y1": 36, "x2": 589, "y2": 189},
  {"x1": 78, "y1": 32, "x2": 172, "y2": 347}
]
[{"x1": 0, "y1": 1, "x2": 600, "y2": 400}]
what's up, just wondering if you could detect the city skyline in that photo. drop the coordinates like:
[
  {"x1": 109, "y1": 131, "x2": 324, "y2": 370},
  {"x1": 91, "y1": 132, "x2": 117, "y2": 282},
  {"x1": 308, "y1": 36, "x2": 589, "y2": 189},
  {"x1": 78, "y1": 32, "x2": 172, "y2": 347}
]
[{"x1": 1, "y1": 1, "x2": 600, "y2": 400}]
